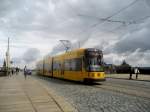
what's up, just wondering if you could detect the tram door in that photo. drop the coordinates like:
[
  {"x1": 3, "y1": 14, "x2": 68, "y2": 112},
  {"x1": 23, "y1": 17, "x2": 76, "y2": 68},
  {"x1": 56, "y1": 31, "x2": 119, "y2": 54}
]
[{"x1": 61, "y1": 62, "x2": 64, "y2": 78}]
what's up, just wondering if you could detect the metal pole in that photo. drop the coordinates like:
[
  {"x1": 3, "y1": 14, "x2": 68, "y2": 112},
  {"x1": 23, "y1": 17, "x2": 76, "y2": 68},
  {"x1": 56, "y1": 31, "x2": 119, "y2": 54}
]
[{"x1": 6, "y1": 38, "x2": 10, "y2": 75}]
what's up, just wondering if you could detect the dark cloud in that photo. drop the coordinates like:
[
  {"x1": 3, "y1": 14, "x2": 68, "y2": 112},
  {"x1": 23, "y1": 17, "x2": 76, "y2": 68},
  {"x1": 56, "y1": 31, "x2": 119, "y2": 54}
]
[
  {"x1": 114, "y1": 25, "x2": 150, "y2": 53},
  {"x1": 22, "y1": 48, "x2": 40, "y2": 63},
  {"x1": 125, "y1": 49, "x2": 150, "y2": 67},
  {"x1": 146, "y1": 0, "x2": 150, "y2": 7}
]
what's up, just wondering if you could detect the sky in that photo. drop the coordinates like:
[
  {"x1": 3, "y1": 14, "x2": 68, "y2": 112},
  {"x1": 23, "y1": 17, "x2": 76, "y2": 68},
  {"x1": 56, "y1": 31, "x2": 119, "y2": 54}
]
[{"x1": 0, "y1": 0, "x2": 150, "y2": 68}]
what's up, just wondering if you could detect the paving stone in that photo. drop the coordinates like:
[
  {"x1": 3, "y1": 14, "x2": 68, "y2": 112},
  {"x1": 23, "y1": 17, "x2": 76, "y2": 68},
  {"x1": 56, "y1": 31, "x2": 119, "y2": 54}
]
[{"x1": 0, "y1": 74, "x2": 73, "y2": 112}]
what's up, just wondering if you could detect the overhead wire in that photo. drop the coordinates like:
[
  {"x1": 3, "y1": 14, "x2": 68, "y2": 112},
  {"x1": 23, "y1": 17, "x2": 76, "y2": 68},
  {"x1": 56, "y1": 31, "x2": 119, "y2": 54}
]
[
  {"x1": 76, "y1": 0, "x2": 140, "y2": 48},
  {"x1": 72, "y1": 0, "x2": 140, "y2": 42},
  {"x1": 78, "y1": 0, "x2": 139, "y2": 30},
  {"x1": 91, "y1": 13, "x2": 150, "y2": 42},
  {"x1": 58, "y1": 0, "x2": 145, "y2": 48}
]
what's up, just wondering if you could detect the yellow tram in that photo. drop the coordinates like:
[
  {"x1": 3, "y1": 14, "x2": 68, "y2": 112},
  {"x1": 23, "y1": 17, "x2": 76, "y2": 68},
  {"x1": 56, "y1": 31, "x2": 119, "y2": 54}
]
[{"x1": 36, "y1": 48, "x2": 105, "y2": 82}]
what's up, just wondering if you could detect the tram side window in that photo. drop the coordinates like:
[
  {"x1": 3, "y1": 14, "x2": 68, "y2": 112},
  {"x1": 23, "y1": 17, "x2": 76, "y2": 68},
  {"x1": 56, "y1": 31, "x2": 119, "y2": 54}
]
[
  {"x1": 40, "y1": 64, "x2": 42, "y2": 71},
  {"x1": 39, "y1": 64, "x2": 43, "y2": 71},
  {"x1": 44, "y1": 63, "x2": 51, "y2": 72},
  {"x1": 36, "y1": 64, "x2": 40, "y2": 71},
  {"x1": 45, "y1": 62, "x2": 51, "y2": 72},
  {"x1": 71, "y1": 58, "x2": 82, "y2": 71},
  {"x1": 48, "y1": 63, "x2": 52, "y2": 72},
  {"x1": 53, "y1": 61, "x2": 61, "y2": 70},
  {"x1": 64, "y1": 60, "x2": 71, "y2": 71},
  {"x1": 64, "y1": 58, "x2": 82, "y2": 71},
  {"x1": 44, "y1": 63, "x2": 47, "y2": 71}
]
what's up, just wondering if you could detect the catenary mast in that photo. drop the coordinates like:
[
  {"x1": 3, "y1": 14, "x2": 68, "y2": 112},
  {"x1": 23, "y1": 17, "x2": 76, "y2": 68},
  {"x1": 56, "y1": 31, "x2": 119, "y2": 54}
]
[{"x1": 6, "y1": 38, "x2": 10, "y2": 75}]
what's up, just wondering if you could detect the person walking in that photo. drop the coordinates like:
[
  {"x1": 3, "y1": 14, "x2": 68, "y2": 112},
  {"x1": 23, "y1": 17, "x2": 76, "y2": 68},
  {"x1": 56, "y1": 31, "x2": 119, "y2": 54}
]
[
  {"x1": 12, "y1": 68, "x2": 14, "y2": 75},
  {"x1": 129, "y1": 67, "x2": 133, "y2": 80},
  {"x1": 16, "y1": 67, "x2": 19, "y2": 75},
  {"x1": 135, "y1": 67, "x2": 140, "y2": 79},
  {"x1": 8, "y1": 70, "x2": 11, "y2": 77},
  {"x1": 24, "y1": 66, "x2": 27, "y2": 79}
]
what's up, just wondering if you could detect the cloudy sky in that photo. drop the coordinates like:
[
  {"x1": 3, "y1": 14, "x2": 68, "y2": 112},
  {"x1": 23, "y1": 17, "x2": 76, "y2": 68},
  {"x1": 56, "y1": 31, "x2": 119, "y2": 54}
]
[{"x1": 0, "y1": 0, "x2": 150, "y2": 68}]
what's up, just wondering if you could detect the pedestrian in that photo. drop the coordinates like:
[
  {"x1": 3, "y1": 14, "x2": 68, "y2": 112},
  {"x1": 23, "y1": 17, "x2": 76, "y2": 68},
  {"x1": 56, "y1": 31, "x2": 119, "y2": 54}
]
[
  {"x1": 11, "y1": 69, "x2": 14, "y2": 75},
  {"x1": 16, "y1": 67, "x2": 19, "y2": 75},
  {"x1": 16, "y1": 67, "x2": 17, "y2": 75},
  {"x1": 24, "y1": 66, "x2": 27, "y2": 79},
  {"x1": 129, "y1": 67, "x2": 133, "y2": 80},
  {"x1": 8, "y1": 70, "x2": 11, "y2": 77},
  {"x1": 135, "y1": 67, "x2": 140, "y2": 79}
]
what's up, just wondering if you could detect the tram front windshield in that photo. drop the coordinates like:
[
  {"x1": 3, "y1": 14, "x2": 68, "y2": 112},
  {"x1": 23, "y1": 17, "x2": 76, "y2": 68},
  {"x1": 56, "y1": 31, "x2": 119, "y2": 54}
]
[{"x1": 85, "y1": 51, "x2": 104, "y2": 72}]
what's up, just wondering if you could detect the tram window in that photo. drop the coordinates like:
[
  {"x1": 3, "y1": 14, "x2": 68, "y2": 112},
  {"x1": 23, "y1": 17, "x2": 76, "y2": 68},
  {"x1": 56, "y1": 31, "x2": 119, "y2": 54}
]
[
  {"x1": 53, "y1": 61, "x2": 61, "y2": 70},
  {"x1": 49, "y1": 64, "x2": 52, "y2": 71},
  {"x1": 71, "y1": 58, "x2": 82, "y2": 71},
  {"x1": 39, "y1": 64, "x2": 43, "y2": 70},
  {"x1": 45, "y1": 63, "x2": 48, "y2": 70},
  {"x1": 64, "y1": 60, "x2": 71, "y2": 71},
  {"x1": 44, "y1": 63, "x2": 47, "y2": 70},
  {"x1": 45, "y1": 63, "x2": 51, "y2": 71},
  {"x1": 64, "y1": 58, "x2": 82, "y2": 71}
]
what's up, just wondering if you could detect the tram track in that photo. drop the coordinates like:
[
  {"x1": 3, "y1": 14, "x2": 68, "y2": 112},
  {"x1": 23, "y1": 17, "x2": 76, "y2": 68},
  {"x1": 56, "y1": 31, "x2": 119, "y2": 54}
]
[
  {"x1": 34, "y1": 75, "x2": 150, "y2": 100},
  {"x1": 33, "y1": 75, "x2": 150, "y2": 112},
  {"x1": 100, "y1": 81, "x2": 150, "y2": 93},
  {"x1": 105, "y1": 78, "x2": 150, "y2": 90},
  {"x1": 92, "y1": 82, "x2": 150, "y2": 100}
]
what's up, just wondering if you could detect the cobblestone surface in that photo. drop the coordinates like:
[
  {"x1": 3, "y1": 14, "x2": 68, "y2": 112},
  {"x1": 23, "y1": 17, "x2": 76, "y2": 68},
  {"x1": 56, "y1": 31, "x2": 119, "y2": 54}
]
[
  {"x1": 34, "y1": 76, "x2": 150, "y2": 112},
  {"x1": 105, "y1": 78, "x2": 150, "y2": 90}
]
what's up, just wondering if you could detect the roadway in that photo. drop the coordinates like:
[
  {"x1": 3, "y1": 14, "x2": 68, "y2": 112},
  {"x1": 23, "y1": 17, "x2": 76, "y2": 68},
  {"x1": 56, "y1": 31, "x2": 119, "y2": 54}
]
[{"x1": 34, "y1": 74, "x2": 150, "y2": 112}]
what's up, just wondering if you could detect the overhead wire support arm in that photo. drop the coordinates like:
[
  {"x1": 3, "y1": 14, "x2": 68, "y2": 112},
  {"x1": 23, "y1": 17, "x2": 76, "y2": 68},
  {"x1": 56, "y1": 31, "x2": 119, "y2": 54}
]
[{"x1": 59, "y1": 40, "x2": 71, "y2": 52}]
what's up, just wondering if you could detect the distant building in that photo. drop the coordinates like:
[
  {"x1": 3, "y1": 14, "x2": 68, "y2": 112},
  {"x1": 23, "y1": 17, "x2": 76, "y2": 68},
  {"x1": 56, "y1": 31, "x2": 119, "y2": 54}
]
[
  {"x1": 104, "y1": 60, "x2": 150, "y2": 74},
  {"x1": 115, "y1": 60, "x2": 132, "y2": 74}
]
